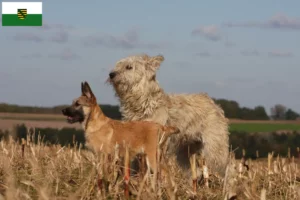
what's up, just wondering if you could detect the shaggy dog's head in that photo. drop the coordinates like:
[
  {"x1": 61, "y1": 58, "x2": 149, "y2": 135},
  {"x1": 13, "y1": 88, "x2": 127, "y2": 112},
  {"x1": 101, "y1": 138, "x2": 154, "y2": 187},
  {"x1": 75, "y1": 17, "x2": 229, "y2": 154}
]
[{"x1": 108, "y1": 54, "x2": 164, "y2": 95}]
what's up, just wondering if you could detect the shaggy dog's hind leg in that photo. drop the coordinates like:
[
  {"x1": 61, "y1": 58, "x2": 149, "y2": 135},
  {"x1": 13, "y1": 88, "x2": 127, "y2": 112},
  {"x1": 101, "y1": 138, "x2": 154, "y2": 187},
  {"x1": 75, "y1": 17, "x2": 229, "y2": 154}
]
[{"x1": 175, "y1": 140, "x2": 203, "y2": 170}]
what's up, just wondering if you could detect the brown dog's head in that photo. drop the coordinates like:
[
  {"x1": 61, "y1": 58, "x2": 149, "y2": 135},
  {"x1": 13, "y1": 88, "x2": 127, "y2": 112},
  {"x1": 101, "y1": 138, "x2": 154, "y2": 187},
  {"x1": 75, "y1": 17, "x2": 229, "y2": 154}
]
[
  {"x1": 62, "y1": 81, "x2": 97, "y2": 124},
  {"x1": 108, "y1": 54, "x2": 164, "y2": 92}
]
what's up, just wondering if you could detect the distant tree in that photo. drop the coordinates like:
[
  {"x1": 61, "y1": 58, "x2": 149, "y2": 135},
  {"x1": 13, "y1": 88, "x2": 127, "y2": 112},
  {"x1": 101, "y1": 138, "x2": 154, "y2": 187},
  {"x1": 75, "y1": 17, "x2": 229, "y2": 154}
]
[
  {"x1": 285, "y1": 109, "x2": 300, "y2": 120},
  {"x1": 253, "y1": 106, "x2": 269, "y2": 120},
  {"x1": 214, "y1": 99, "x2": 270, "y2": 120},
  {"x1": 100, "y1": 105, "x2": 122, "y2": 120},
  {"x1": 214, "y1": 99, "x2": 240, "y2": 118},
  {"x1": 271, "y1": 104, "x2": 287, "y2": 120},
  {"x1": 239, "y1": 107, "x2": 254, "y2": 120}
]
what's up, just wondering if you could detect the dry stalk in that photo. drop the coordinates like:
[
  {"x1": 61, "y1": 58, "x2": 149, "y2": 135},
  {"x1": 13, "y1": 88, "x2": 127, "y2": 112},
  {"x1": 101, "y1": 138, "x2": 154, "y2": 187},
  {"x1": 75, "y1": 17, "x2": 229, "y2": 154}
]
[
  {"x1": 124, "y1": 145, "x2": 130, "y2": 199},
  {"x1": 260, "y1": 188, "x2": 266, "y2": 200},
  {"x1": 238, "y1": 149, "x2": 248, "y2": 178},
  {"x1": 155, "y1": 129, "x2": 166, "y2": 198},
  {"x1": 267, "y1": 152, "x2": 274, "y2": 190},
  {"x1": 136, "y1": 168, "x2": 150, "y2": 200},
  {"x1": 268, "y1": 152, "x2": 274, "y2": 175},
  {"x1": 238, "y1": 161, "x2": 244, "y2": 178},
  {"x1": 161, "y1": 162, "x2": 177, "y2": 200},
  {"x1": 72, "y1": 134, "x2": 75, "y2": 147},
  {"x1": 242, "y1": 149, "x2": 249, "y2": 171},
  {"x1": 21, "y1": 138, "x2": 25, "y2": 158},
  {"x1": 189, "y1": 154, "x2": 197, "y2": 193},
  {"x1": 282, "y1": 158, "x2": 287, "y2": 173},
  {"x1": 274, "y1": 160, "x2": 279, "y2": 174},
  {"x1": 97, "y1": 152, "x2": 107, "y2": 198},
  {"x1": 1, "y1": 140, "x2": 8, "y2": 156},
  {"x1": 203, "y1": 160, "x2": 209, "y2": 188},
  {"x1": 113, "y1": 143, "x2": 120, "y2": 184},
  {"x1": 38, "y1": 131, "x2": 42, "y2": 147}
]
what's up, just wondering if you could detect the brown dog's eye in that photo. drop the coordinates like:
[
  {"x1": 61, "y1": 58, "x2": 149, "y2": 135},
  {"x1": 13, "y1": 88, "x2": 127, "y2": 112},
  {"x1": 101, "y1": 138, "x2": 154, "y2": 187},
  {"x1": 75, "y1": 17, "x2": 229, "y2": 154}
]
[
  {"x1": 126, "y1": 65, "x2": 132, "y2": 70},
  {"x1": 75, "y1": 101, "x2": 80, "y2": 107}
]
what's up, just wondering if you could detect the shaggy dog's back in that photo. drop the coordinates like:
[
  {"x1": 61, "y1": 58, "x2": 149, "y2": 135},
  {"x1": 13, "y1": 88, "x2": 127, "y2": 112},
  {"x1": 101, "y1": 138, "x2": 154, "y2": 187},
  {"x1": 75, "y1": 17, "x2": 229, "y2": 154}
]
[
  {"x1": 166, "y1": 93, "x2": 229, "y2": 175},
  {"x1": 108, "y1": 54, "x2": 230, "y2": 177}
]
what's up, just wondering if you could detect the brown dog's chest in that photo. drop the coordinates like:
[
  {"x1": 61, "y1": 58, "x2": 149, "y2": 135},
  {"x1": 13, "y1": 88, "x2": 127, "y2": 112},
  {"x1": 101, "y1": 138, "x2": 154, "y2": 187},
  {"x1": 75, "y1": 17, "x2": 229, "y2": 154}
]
[{"x1": 84, "y1": 127, "x2": 114, "y2": 153}]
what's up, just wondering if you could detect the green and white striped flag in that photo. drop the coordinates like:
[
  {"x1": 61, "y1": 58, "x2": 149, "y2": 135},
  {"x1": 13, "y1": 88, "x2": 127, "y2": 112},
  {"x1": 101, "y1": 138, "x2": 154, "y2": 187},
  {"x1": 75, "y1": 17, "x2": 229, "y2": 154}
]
[{"x1": 2, "y1": 2, "x2": 42, "y2": 26}]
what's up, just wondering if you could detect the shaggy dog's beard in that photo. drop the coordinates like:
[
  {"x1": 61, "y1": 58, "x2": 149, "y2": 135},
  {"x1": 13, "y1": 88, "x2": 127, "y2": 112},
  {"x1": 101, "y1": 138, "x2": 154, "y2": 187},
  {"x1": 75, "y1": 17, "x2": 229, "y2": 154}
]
[
  {"x1": 106, "y1": 77, "x2": 126, "y2": 94},
  {"x1": 113, "y1": 83, "x2": 132, "y2": 97}
]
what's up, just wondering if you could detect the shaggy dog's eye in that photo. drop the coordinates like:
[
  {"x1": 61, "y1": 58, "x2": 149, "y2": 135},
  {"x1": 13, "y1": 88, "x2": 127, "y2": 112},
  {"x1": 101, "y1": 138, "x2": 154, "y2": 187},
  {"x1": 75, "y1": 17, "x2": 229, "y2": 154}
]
[
  {"x1": 126, "y1": 65, "x2": 132, "y2": 70},
  {"x1": 75, "y1": 101, "x2": 80, "y2": 107}
]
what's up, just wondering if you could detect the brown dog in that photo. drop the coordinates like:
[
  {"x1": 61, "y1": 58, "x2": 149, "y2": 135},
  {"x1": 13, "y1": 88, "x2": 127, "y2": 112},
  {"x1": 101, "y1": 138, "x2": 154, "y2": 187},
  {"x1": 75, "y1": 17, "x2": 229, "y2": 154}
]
[{"x1": 62, "y1": 81, "x2": 180, "y2": 171}]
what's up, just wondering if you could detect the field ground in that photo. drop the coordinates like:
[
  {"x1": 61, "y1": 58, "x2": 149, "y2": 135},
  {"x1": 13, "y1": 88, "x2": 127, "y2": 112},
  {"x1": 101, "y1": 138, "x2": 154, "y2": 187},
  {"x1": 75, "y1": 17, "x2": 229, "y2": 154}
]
[
  {"x1": 0, "y1": 136, "x2": 300, "y2": 199},
  {"x1": 1, "y1": 112, "x2": 300, "y2": 132},
  {"x1": 230, "y1": 123, "x2": 300, "y2": 132},
  {"x1": 0, "y1": 112, "x2": 65, "y2": 121}
]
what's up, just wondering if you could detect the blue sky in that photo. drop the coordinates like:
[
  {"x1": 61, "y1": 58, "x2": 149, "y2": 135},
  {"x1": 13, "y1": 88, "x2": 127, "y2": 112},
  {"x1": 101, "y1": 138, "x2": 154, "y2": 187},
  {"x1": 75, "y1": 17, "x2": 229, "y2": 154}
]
[{"x1": 0, "y1": 0, "x2": 300, "y2": 113}]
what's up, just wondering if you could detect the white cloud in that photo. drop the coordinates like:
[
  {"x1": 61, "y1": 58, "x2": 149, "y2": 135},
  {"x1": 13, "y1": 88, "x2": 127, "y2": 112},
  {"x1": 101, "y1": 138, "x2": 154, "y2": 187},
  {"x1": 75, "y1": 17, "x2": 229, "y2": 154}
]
[
  {"x1": 191, "y1": 25, "x2": 222, "y2": 41},
  {"x1": 224, "y1": 13, "x2": 300, "y2": 30},
  {"x1": 268, "y1": 51, "x2": 293, "y2": 57},
  {"x1": 241, "y1": 49, "x2": 260, "y2": 56}
]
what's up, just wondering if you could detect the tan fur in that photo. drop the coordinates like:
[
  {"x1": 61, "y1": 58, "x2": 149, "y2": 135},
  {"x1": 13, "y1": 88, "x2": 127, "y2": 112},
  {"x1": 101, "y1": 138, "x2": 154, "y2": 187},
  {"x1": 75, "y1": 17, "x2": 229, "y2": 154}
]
[
  {"x1": 64, "y1": 82, "x2": 180, "y2": 171},
  {"x1": 108, "y1": 54, "x2": 230, "y2": 177}
]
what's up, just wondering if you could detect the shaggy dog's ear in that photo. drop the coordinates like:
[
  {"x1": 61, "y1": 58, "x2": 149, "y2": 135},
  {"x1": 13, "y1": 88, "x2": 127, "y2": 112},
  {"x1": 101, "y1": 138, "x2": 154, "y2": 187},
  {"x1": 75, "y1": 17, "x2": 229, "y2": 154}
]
[{"x1": 148, "y1": 55, "x2": 164, "y2": 70}]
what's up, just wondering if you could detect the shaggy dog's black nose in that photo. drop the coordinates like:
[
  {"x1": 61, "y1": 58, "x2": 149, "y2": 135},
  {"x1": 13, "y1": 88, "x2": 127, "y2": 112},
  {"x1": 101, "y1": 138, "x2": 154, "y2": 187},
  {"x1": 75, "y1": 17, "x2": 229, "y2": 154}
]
[{"x1": 109, "y1": 72, "x2": 116, "y2": 79}]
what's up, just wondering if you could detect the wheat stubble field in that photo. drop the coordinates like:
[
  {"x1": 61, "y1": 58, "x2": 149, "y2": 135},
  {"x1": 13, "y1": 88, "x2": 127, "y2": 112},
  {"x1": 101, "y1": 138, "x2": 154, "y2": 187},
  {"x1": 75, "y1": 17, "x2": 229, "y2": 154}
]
[
  {"x1": 0, "y1": 134, "x2": 300, "y2": 199},
  {"x1": 1, "y1": 112, "x2": 300, "y2": 199}
]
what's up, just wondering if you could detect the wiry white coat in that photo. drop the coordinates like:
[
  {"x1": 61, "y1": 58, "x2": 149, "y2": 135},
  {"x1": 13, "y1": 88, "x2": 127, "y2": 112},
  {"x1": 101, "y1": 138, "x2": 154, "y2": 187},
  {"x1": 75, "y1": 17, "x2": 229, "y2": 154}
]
[{"x1": 109, "y1": 54, "x2": 230, "y2": 176}]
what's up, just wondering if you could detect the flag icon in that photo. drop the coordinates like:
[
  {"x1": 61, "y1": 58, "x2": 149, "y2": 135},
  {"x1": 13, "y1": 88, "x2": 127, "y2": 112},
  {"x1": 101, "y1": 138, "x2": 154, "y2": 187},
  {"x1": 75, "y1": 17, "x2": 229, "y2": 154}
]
[{"x1": 2, "y1": 2, "x2": 42, "y2": 26}]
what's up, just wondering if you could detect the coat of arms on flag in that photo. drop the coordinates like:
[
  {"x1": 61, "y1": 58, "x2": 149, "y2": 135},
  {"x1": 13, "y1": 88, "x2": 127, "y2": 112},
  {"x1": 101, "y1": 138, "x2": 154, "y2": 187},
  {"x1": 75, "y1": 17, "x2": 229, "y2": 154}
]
[{"x1": 17, "y1": 9, "x2": 27, "y2": 20}]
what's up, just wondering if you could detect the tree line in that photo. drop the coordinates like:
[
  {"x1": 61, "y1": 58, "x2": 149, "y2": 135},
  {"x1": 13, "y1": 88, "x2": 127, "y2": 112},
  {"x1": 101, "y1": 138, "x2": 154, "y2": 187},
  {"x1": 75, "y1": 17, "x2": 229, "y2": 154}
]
[
  {"x1": 0, "y1": 100, "x2": 299, "y2": 120},
  {"x1": 213, "y1": 99, "x2": 299, "y2": 120},
  {"x1": 0, "y1": 103, "x2": 122, "y2": 120}
]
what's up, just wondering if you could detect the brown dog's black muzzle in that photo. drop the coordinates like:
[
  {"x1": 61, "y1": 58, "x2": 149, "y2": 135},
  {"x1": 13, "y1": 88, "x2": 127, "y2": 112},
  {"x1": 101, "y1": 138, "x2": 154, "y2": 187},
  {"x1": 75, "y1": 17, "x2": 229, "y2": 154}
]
[
  {"x1": 61, "y1": 107, "x2": 84, "y2": 124},
  {"x1": 62, "y1": 107, "x2": 72, "y2": 116},
  {"x1": 62, "y1": 108, "x2": 67, "y2": 115}
]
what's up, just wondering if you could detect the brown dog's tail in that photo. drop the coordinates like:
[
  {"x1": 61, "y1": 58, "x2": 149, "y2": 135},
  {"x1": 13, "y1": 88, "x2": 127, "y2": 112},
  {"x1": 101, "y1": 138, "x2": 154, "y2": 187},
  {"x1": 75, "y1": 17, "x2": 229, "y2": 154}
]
[{"x1": 159, "y1": 126, "x2": 180, "y2": 147}]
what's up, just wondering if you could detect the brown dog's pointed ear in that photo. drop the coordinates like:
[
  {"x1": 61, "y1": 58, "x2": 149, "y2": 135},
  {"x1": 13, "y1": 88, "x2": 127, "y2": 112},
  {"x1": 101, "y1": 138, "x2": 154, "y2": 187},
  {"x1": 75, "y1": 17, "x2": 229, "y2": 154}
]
[
  {"x1": 147, "y1": 54, "x2": 164, "y2": 70},
  {"x1": 81, "y1": 82, "x2": 85, "y2": 95},
  {"x1": 82, "y1": 82, "x2": 95, "y2": 100}
]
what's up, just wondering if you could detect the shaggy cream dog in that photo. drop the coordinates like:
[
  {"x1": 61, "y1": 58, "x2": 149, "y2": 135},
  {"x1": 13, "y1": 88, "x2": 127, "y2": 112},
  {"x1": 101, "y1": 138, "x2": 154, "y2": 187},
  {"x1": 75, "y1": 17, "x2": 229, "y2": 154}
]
[{"x1": 108, "y1": 54, "x2": 230, "y2": 177}]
